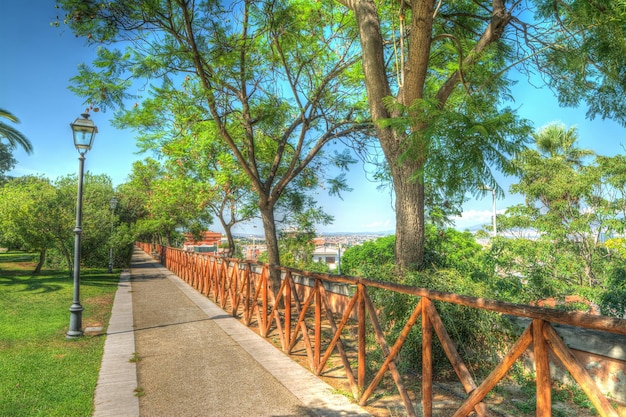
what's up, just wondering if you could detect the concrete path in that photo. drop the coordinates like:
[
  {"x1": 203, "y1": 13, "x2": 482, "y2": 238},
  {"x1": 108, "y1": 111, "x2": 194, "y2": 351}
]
[{"x1": 93, "y1": 248, "x2": 370, "y2": 417}]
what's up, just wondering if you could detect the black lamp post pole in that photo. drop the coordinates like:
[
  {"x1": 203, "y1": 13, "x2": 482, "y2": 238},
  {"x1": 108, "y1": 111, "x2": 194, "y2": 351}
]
[
  {"x1": 108, "y1": 197, "x2": 117, "y2": 273},
  {"x1": 67, "y1": 154, "x2": 86, "y2": 338},
  {"x1": 108, "y1": 236, "x2": 113, "y2": 273},
  {"x1": 66, "y1": 113, "x2": 97, "y2": 339}
]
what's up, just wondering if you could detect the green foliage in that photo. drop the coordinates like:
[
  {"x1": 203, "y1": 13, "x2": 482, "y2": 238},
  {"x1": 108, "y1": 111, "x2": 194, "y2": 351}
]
[
  {"x1": 379, "y1": 92, "x2": 532, "y2": 204},
  {"x1": 343, "y1": 226, "x2": 490, "y2": 281},
  {"x1": 68, "y1": 47, "x2": 134, "y2": 113},
  {"x1": 0, "y1": 176, "x2": 56, "y2": 250},
  {"x1": 340, "y1": 0, "x2": 626, "y2": 271},
  {"x1": 158, "y1": 119, "x2": 256, "y2": 254},
  {"x1": 374, "y1": 268, "x2": 507, "y2": 373},
  {"x1": 56, "y1": 173, "x2": 117, "y2": 268},
  {"x1": 57, "y1": 0, "x2": 371, "y2": 271},
  {"x1": 534, "y1": 0, "x2": 626, "y2": 124},
  {"x1": 277, "y1": 229, "x2": 316, "y2": 270},
  {"x1": 340, "y1": 235, "x2": 396, "y2": 278},
  {"x1": 115, "y1": 158, "x2": 212, "y2": 247},
  {"x1": 0, "y1": 108, "x2": 33, "y2": 154},
  {"x1": 488, "y1": 236, "x2": 569, "y2": 303},
  {"x1": 423, "y1": 224, "x2": 489, "y2": 278},
  {"x1": 498, "y1": 124, "x2": 626, "y2": 311},
  {"x1": 0, "y1": 173, "x2": 123, "y2": 273},
  {"x1": 109, "y1": 223, "x2": 135, "y2": 268},
  {"x1": 277, "y1": 190, "x2": 335, "y2": 236},
  {"x1": 599, "y1": 265, "x2": 626, "y2": 317},
  {"x1": 0, "y1": 142, "x2": 16, "y2": 181},
  {"x1": 342, "y1": 229, "x2": 510, "y2": 373}
]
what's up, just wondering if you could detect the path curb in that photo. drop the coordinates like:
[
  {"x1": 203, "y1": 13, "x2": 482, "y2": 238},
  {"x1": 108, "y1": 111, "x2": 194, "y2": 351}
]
[{"x1": 92, "y1": 271, "x2": 140, "y2": 417}]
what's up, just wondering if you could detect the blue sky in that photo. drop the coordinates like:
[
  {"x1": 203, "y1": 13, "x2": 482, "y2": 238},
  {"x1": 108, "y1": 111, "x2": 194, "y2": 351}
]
[{"x1": 1, "y1": 1, "x2": 624, "y2": 235}]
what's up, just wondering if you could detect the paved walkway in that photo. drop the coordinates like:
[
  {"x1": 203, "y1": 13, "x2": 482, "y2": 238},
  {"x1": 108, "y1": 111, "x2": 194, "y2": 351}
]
[{"x1": 93, "y1": 248, "x2": 370, "y2": 417}]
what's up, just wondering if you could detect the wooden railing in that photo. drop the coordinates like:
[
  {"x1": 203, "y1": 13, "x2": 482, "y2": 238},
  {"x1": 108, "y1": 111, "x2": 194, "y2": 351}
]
[{"x1": 136, "y1": 242, "x2": 626, "y2": 417}]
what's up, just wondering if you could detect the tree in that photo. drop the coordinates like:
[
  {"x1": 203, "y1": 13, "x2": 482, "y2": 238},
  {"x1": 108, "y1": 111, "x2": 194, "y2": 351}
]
[
  {"x1": 117, "y1": 93, "x2": 257, "y2": 257},
  {"x1": 270, "y1": 192, "x2": 334, "y2": 270},
  {"x1": 595, "y1": 154, "x2": 626, "y2": 227},
  {"x1": 534, "y1": 0, "x2": 626, "y2": 121},
  {"x1": 57, "y1": 0, "x2": 369, "y2": 294},
  {"x1": 165, "y1": 137, "x2": 256, "y2": 257},
  {"x1": 116, "y1": 159, "x2": 212, "y2": 246},
  {"x1": 334, "y1": 0, "x2": 626, "y2": 271},
  {"x1": 0, "y1": 142, "x2": 17, "y2": 181},
  {"x1": 341, "y1": 235, "x2": 395, "y2": 278},
  {"x1": 501, "y1": 124, "x2": 624, "y2": 287},
  {"x1": 0, "y1": 176, "x2": 57, "y2": 272},
  {"x1": 340, "y1": 231, "x2": 505, "y2": 372},
  {"x1": 121, "y1": 84, "x2": 340, "y2": 258},
  {"x1": 0, "y1": 174, "x2": 117, "y2": 274},
  {"x1": 0, "y1": 109, "x2": 33, "y2": 154},
  {"x1": 54, "y1": 173, "x2": 117, "y2": 269}
]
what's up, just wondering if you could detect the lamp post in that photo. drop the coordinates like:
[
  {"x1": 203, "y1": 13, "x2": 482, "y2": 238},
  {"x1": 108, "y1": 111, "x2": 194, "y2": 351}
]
[
  {"x1": 480, "y1": 185, "x2": 497, "y2": 237},
  {"x1": 337, "y1": 243, "x2": 342, "y2": 275},
  {"x1": 67, "y1": 113, "x2": 98, "y2": 338},
  {"x1": 108, "y1": 196, "x2": 118, "y2": 273}
]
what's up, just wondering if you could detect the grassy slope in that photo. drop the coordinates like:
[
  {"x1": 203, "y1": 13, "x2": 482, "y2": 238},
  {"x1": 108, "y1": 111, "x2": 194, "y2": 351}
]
[{"x1": 0, "y1": 253, "x2": 118, "y2": 417}]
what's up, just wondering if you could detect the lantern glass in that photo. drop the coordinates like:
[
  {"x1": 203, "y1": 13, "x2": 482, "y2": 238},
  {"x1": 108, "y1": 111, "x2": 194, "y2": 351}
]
[{"x1": 70, "y1": 113, "x2": 97, "y2": 154}]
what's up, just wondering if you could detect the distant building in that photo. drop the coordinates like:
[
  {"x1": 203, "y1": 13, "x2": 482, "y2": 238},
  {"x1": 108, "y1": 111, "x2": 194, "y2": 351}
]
[
  {"x1": 183, "y1": 231, "x2": 222, "y2": 253},
  {"x1": 245, "y1": 245, "x2": 263, "y2": 261},
  {"x1": 313, "y1": 245, "x2": 341, "y2": 271},
  {"x1": 312, "y1": 237, "x2": 325, "y2": 246}
]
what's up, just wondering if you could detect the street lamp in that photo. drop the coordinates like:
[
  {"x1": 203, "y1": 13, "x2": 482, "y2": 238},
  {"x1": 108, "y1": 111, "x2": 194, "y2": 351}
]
[
  {"x1": 67, "y1": 113, "x2": 98, "y2": 338},
  {"x1": 108, "y1": 196, "x2": 118, "y2": 273},
  {"x1": 479, "y1": 185, "x2": 497, "y2": 237}
]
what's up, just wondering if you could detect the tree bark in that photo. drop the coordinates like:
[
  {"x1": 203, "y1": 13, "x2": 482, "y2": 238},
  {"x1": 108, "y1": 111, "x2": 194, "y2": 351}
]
[
  {"x1": 34, "y1": 249, "x2": 46, "y2": 274},
  {"x1": 58, "y1": 239, "x2": 73, "y2": 277},
  {"x1": 391, "y1": 160, "x2": 426, "y2": 270},
  {"x1": 258, "y1": 201, "x2": 282, "y2": 298},
  {"x1": 222, "y1": 224, "x2": 235, "y2": 258},
  {"x1": 351, "y1": 0, "x2": 430, "y2": 270}
]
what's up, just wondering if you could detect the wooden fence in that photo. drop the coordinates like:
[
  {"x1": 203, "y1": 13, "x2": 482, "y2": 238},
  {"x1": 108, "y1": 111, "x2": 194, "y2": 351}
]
[{"x1": 135, "y1": 242, "x2": 626, "y2": 417}]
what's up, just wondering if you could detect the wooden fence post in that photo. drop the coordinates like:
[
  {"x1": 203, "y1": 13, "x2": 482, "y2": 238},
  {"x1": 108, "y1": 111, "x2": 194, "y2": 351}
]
[
  {"x1": 533, "y1": 319, "x2": 552, "y2": 416},
  {"x1": 422, "y1": 298, "x2": 433, "y2": 417}
]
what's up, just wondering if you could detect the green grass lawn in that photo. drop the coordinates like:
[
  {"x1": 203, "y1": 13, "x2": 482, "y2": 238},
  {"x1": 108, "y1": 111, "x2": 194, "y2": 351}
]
[{"x1": 0, "y1": 252, "x2": 119, "y2": 417}]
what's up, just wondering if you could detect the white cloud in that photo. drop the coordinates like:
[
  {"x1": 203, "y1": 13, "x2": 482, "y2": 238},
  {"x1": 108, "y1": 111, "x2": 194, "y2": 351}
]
[
  {"x1": 452, "y1": 209, "x2": 504, "y2": 230},
  {"x1": 363, "y1": 219, "x2": 393, "y2": 231}
]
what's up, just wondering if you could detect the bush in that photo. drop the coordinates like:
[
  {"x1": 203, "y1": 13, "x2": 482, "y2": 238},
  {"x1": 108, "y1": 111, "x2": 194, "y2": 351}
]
[
  {"x1": 367, "y1": 267, "x2": 510, "y2": 374},
  {"x1": 342, "y1": 228, "x2": 512, "y2": 375},
  {"x1": 340, "y1": 235, "x2": 395, "y2": 279},
  {"x1": 600, "y1": 265, "x2": 626, "y2": 317}
]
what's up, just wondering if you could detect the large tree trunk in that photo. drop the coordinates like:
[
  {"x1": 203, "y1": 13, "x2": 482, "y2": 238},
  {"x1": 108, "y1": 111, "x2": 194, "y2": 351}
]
[
  {"x1": 391, "y1": 160, "x2": 426, "y2": 271},
  {"x1": 258, "y1": 202, "x2": 282, "y2": 299},
  {"x1": 390, "y1": 0, "x2": 435, "y2": 271},
  {"x1": 222, "y1": 223, "x2": 235, "y2": 258},
  {"x1": 352, "y1": 0, "x2": 429, "y2": 270}
]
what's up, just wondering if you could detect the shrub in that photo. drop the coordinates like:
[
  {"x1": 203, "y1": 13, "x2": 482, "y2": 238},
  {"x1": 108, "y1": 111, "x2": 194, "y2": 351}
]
[
  {"x1": 341, "y1": 235, "x2": 395, "y2": 279},
  {"x1": 599, "y1": 265, "x2": 626, "y2": 317},
  {"x1": 343, "y1": 228, "x2": 512, "y2": 375}
]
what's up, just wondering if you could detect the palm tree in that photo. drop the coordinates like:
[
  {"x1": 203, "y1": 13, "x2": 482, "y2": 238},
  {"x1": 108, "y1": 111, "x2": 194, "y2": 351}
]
[
  {"x1": 533, "y1": 123, "x2": 593, "y2": 167},
  {"x1": 0, "y1": 109, "x2": 33, "y2": 154},
  {"x1": 513, "y1": 123, "x2": 595, "y2": 211}
]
